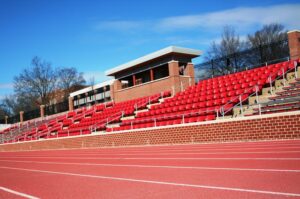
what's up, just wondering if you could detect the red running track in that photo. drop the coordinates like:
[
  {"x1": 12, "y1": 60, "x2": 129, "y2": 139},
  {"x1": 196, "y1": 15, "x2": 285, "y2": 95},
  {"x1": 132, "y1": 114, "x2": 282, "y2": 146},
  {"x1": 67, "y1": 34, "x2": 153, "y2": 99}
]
[{"x1": 1, "y1": 139, "x2": 300, "y2": 199}]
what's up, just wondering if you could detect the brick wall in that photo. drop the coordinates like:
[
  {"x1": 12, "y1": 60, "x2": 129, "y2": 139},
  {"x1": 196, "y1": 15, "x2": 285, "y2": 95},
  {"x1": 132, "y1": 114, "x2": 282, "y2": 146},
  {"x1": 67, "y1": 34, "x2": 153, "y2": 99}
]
[
  {"x1": 112, "y1": 76, "x2": 191, "y2": 103},
  {"x1": 288, "y1": 30, "x2": 300, "y2": 60},
  {"x1": 0, "y1": 111, "x2": 299, "y2": 152}
]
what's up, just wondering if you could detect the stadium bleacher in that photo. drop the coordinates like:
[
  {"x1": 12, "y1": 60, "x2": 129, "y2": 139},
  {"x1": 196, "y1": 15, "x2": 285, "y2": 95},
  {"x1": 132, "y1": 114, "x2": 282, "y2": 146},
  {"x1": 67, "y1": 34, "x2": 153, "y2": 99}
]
[
  {"x1": 0, "y1": 59, "x2": 299, "y2": 143},
  {"x1": 108, "y1": 59, "x2": 299, "y2": 131}
]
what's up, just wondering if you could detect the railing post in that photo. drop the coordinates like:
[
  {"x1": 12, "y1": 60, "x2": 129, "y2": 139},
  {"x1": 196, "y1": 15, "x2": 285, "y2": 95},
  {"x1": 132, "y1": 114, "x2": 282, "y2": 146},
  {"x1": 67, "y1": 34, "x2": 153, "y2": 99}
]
[
  {"x1": 154, "y1": 118, "x2": 157, "y2": 127},
  {"x1": 282, "y1": 68, "x2": 286, "y2": 86},
  {"x1": 216, "y1": 109, "x2": 219, "y2": 119},
  {"x1": 239, "y1": 95, "x2": 244, "y2": 116},
  {"x1": 172, "y1": 86, "x2": 175, "y2": 96},
  {"x1": 182, "y1": 114, "x2": 185, "y2": 124},
  {"x1": 180, "y1": 81, "x2": 183, "y2": 91},
  {"x1": 131, "y1": 121, "x2": 133, "y2": 129},
  {"x1": 255, "y1": 86, "x2": 259, "y2": 104},
  {"x1": 295, "y1": 61, "x2": 298, "y2": 78},
  {"x1": 80, "y1": 129, "x2": 82, "y2": 135},
  {"x1": 221, "y1": 106, "x2": 225, "y2": 119},
  {"x1": 258, "y1": 103, "x2": 262, "y2": 116},
  {"x1": 269, "y1": 76, "x2": 273, "y2": 95}
]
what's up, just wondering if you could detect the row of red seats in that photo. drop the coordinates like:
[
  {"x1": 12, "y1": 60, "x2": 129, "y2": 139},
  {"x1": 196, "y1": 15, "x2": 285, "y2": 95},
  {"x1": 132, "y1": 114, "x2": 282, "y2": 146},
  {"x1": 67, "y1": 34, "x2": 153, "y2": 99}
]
[{"x1": 110, "y1": 60, "x2": 297, "y2": 132}]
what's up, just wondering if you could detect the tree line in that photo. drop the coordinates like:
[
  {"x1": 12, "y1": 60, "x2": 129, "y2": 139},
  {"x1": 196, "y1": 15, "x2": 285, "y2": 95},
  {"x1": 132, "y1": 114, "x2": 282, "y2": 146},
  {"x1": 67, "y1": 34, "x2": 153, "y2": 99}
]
[
  {"x1": 0, "y1": 56, "x2": 86, "y2": 118},
  {"x1": 199, "y1": 23, "x2": 289, "y2": 77}
]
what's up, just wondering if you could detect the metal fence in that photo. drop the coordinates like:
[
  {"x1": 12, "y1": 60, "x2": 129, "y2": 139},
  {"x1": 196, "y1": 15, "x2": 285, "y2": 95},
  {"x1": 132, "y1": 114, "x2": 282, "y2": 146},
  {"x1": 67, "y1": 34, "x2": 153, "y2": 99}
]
[
  {"x1": 45, "y1": 100, "x2": 69, "y2": 116},
  {"x1": 23, "y1": 108, "x2": 40, "y2": 121},
  {"x1": 194, "y1": 39, "x2": 290, "y2": 82},
  {"x1": 7, "y1": 114, "x2": 20, "y2": 124}
]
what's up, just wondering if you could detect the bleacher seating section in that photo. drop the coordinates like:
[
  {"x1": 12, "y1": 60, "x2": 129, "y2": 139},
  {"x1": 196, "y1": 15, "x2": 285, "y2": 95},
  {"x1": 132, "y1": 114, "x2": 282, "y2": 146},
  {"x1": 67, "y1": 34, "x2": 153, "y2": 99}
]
[
  {"x1": 0, "y1": 93, "x2": 170, "y2": 143},
  {"x1": 0, "y1": 59, "x2": 299, "y2": 143},
  {"x1": 108, "y1": 59, "x2": 299, "y2": 131},
  {"x1": 252, "y1": 78, "x2": 300, "y2": 115}
]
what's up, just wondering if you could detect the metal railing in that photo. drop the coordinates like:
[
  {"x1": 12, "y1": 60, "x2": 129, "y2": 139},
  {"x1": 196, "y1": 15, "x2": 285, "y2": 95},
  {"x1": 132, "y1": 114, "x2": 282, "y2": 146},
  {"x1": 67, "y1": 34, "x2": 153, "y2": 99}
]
[
  {"x1": 195, "y1": 39, "x2": 289, "y2": 81},
  {"x1": 109, "y1": 108, "x2": 219, "y2": 132},
  {"x1": 219, "y1": 60, "x2": 299, "y2": 118}
]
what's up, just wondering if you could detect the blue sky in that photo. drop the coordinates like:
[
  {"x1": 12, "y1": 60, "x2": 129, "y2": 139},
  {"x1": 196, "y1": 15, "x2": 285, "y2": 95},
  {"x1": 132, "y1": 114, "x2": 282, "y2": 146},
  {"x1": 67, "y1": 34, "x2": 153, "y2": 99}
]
[{"x1": 0, "y1": 0, "x2": 300, "y2": 99}]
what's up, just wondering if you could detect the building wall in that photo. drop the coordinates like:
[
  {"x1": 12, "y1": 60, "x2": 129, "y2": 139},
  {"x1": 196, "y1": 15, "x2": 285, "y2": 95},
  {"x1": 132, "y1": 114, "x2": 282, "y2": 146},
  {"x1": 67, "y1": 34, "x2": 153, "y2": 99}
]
[
  {"x1": 111, "y1": 61, "x2": 195, "y2": 103},
  {"x1": 112, "y1": 75, "x2": 192, "y2": 103},
  {"x1": 1, "y1": 111, "x2": 299, "y2": 152},
  {"x1": 288, "y1": 30, "x2": 300, "y2": 60}
]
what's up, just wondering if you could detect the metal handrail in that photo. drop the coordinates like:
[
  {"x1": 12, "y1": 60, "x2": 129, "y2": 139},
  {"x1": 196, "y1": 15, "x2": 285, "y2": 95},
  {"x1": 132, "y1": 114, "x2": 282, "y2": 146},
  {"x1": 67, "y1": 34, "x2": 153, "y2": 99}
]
[
  {"x1": 220, "y1": 61, "x2": 298, "y2": 118},
  {"x1": 89, "y1": 111, "x2": 123, "y2": 132},
  {"x1": 114, "y1": 108, "x2": 219, "y2": 131}
]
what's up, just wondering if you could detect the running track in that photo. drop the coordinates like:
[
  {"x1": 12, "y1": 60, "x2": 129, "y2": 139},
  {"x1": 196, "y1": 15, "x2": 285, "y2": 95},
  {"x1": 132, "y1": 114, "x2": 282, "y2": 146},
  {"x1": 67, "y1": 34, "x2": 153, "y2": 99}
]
[{"x1": 1, "y1": 140, "x2": 300, "y2": 198}]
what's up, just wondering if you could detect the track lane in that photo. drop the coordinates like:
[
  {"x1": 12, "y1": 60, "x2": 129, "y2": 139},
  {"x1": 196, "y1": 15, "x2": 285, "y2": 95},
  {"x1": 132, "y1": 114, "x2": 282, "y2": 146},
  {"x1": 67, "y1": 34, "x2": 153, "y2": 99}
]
[
  {"x1": 0, "y1": 166, "x2": 298, "y2": 199},
  {"x1": 1, "y1": 159, "x2": 300, "y2": 195},
  {"x1": 1, "y1": 140, "x2": 300, "y2": 198}
]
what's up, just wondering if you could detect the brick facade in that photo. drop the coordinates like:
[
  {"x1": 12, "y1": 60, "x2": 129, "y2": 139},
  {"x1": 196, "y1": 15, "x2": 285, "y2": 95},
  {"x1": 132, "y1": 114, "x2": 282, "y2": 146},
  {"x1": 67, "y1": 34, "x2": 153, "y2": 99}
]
[
  {"x1": 1, "y1": 111, "x2": 299, "y2": 152},
  {"x1": 288, "y1": 30, "x2": 300, "y2": 60},
  {"x1": 111, "y1": 61, "x2": 194, "y2": 103}
]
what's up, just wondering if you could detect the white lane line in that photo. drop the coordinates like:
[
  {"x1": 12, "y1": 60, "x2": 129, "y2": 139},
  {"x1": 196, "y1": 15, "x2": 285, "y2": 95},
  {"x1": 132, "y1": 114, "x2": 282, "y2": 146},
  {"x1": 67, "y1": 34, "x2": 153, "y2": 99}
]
[
  {"x1": 3, "y1": 146, "x2": 300, "y2": 155},
  {"x1": 1, "y1": 157, "x2": 300, "y2": 160},
  {"x1": 0, "y1": 166, "x2": 299, "y2": 197},
  {"x1": 1, "y1": 159, "x2": 300, "y2": 173},
  {"x1": 4, "y1": 150, "x2": 300, "y2": 157},
  {"x1": 0, "y1": 186, "x2": 39, "y2": 199}
]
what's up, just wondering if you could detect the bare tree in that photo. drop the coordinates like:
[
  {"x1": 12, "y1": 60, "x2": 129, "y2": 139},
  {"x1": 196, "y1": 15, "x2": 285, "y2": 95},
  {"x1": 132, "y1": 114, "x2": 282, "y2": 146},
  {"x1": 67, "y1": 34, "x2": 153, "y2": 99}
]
[
  {"x1": 248, "y1": 23, "x2": 287, "y2": 47},
  {"x1": 14, "y1": 56, "x2": 58, "y2": 106},
  {"x1": 247, "y1": 23, "x2": 288, "y2": 63},
  {"x1": 57, "y1": 67, "x2": 86, "y2": 99},
  {"x1": 205, "y1": 26, "x2": 246, "y2": 75},
  {"x1": 2, "y1": 93, "x2": 40, "y2": 116}
]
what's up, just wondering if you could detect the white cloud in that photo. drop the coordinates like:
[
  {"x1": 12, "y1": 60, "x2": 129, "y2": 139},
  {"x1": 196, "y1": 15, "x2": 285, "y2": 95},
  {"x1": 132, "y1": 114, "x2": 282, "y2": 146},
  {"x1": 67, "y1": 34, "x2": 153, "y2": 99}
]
[
  {"x1": 0, "y1": 83, "x2": 13, "y2": 89},
  {"x1": 157, "y1": 4, "x2": 300, "y2": 31},
  {"x1": 83, "y1": 71, "x2": 113, "y2": 84},
  {"x1": 95, "y1": 4, "x2": 300, "y2": 33}
]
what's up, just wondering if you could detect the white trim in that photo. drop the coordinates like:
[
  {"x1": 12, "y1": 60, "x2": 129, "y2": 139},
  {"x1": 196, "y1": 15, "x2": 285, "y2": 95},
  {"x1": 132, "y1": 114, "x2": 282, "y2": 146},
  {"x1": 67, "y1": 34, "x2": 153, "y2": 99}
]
[
  {"x1": 0, "y1": 166, "x2": 299, "y2": 197},
  {"x1": 117, "y1": 76, "x2": 169, "y2": 92},
  {"x1": 70, "y1": 79, "x2": 114, "y2": 97},
  {"x1": 0, "y1": 186, "x2": 40, "y2": 199},
  {"x1": 287, "y1": 30, "x2": 300, "y2": 34},
  {"x1": 105, "y1": 46, "x2": 202, "y2": 76},
  {"x1": 1, "y1": 160, "x2": 300, "y2": 173}
]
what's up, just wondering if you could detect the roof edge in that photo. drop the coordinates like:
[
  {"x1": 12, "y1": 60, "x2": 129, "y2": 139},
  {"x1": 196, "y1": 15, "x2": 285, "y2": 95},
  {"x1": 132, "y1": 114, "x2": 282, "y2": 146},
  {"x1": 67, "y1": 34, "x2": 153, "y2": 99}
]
[{"x1": 105, "y1": 46, "x2": 202, "y2": 76}]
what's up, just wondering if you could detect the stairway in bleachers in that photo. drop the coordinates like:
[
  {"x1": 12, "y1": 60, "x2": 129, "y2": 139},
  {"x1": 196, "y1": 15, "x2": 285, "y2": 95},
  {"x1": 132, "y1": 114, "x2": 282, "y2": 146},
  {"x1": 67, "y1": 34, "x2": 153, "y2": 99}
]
[{"x1": 252, "y1": 77, "x2": 300, "y2": 115}]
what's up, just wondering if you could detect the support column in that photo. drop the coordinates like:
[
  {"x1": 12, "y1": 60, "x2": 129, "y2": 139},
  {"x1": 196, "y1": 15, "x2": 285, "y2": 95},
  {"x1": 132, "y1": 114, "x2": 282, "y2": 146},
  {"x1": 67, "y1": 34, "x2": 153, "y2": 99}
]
[
  {"x1": 68, "y1": 97, "x2": 74, "y2": 111},
  {"x1": 150, "y1": 69, "x2": 154, "y2": 81},
  {"x1": 19, "y1": 111, "x2": 24, "y2": 123},
  {"x1": 184, "y1": 62, "x2": 196, "y2": 86},
  {"x1": 288, "y1": 30, "x2": 300, "y2": 60},
  {"x1": 40, "y1": 105, "x2": 45, "y2": 118},
  {"x1": 110, "y1": 84, "x2": 115, "y2": 102},
  {"x1": 85, "y1": 93, "x2": 88, "y2": 105},
  {"x1": 168, "y1": 61, "x2": 180, "y2": 94},
  {"x1": 168, "y1": 61, "x2": 180, "y2": 76},
  {"x1": 77, "y1": 95, "x2": 80, "y2": 107},
  {"x1": 93, "y1": 89, "x2": 97, "y2": 104},
  {"x1": 5, "y1": 116, "x2": 8, "y2": 124},
  {"x1": 103, "y1": 86, "x2": 106, "y2": 102},
  {"x1": 133, "y1": 75, "x2": 136, "y2": 86}
]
